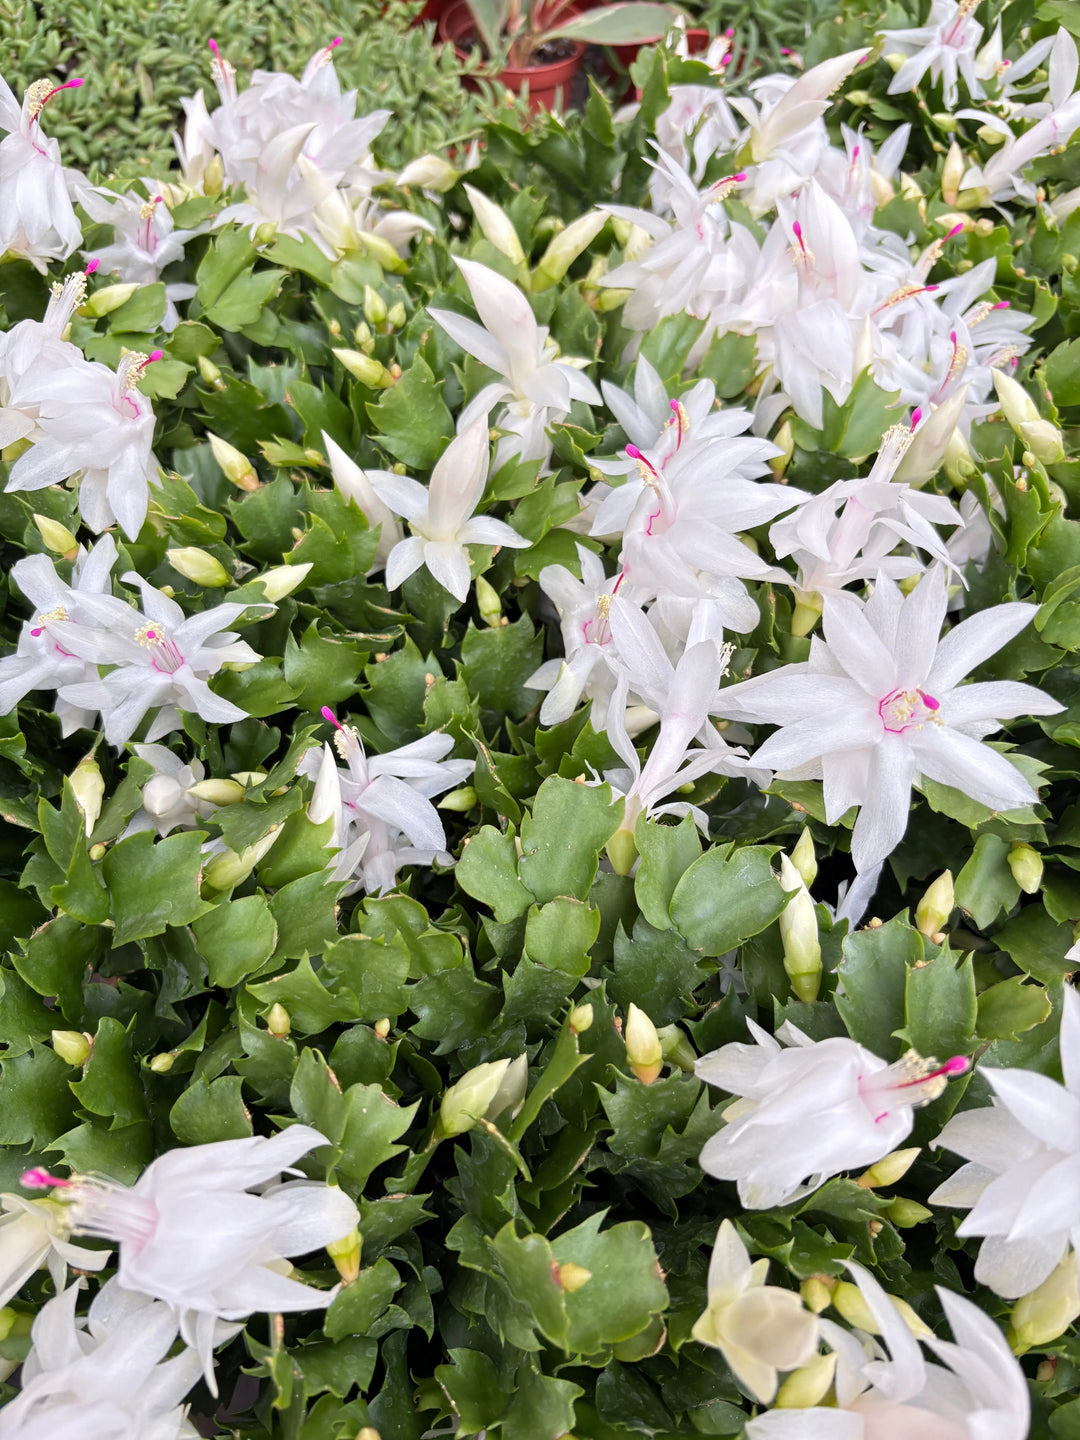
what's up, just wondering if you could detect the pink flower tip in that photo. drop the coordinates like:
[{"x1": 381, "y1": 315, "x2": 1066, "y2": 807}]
[
  {"x1": 925, "y1": 283, "x2": 939, "y2": 291},
  {"x1": 329, "y1": 35, "x2": 343, "y2": 47},
  {"x1": 910, "y1": 407, "x2": 923, "y2": 430},
  {"x1": 852, "y1": 145, "x2": 861, "y2": 161},
  {"x1": 721, "y1": 53, "x2": 733, "y2": 65},
  {"x1": 148, "y1": 349, "x2": 164, "y2": 362},
  {"x1": 625, "y1": 443, "x2": 644, "y2": 460},
  {"x1": 321, "y1": 705, "x2": 344, "y2": 729},
  {"x1": 732, "y1": 171, "x2": 747, "y2": 182},
  {"x1": 85, "y1": 258, "x2": 100, "y2": 274},
  {"x1": 948, "y1": 221, "x2": 965, "y2": 237},
  {"x1": 949, "y1": 330, "x2": 958, "y2": 344},
  {"x1": 208, "y1": 38, "x2": 222, "y2": 59},
  {"x1": 942, "y1": 1055, "x2": 970, "y2": 1076},
  {"x1": 725, "y1": 27, "x2": 734, "y2": 36},
  {"x1": 994, "y1": 300, "x2": 1010, "y2": 309},
  {"x1": 64, "y1": 78, "x2": 85, "y2": 89},
  {"x1": 21, "y1": 1168, "x2": 68, "y2": 1190}
]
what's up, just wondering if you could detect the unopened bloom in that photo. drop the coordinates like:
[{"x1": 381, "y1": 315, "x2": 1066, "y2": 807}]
[
  {"x1": 692, "y1": 1220, "x2": 819, "y2": 1403},
  {"x1": 1009, "y1": 1252, "x2": 1080, "y2": 1350},
  {"x1": 0, "y1": 75, "x2": 84, "y2": 270},
  {"x1": 438, "y1": 1058, "x2": 514, "y2": 1137},
  {"x1": 121, "y1": 743, "x2": 218, "y2": 838},
  {"x1": 696, "y1": 1017, "x2": 969, "y2": 1207},
  {"x1": 303, "y1": 709, "x2": 474, "y2": 895},
  {"x1": 322, "y1": 429, "x2": 404, "y2": 571},
  {"x1": 372, "y1": 414, "x2": 529, "y2": 604},
  {"x1": 746, "y1": 1262, "x2": 1029, "y2": 1439},
  {"x1": 23, "y1": 1126, "x2": 358, "y2": 1388},
  {"x1": 718, "y1": 568, "x2": 1061, "y2": 912},
  {"x1": 0, "y1": 1279, "x2": 203, "y2": 1440},
  {"x1": 930, "y1": 985, "x2": 1080, "y2": 1298}
]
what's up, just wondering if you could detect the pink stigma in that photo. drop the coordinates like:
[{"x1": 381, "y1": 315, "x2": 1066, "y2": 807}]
[
  {"x1": 926, "y1": 284, "x2": 939, "y2": 292},
  {"x1": 993, "y1": 300, "x2": 1010, "y2": 310},
  {"x1": 21, "y1": 1168, "x2": 70, "y2": 1190},
  {"x1": 896, "y1": 1054, "x2": 969, "y2": 1087},
  {"x1": 85, "y1": 258, "x2": 99, "y2": 275},
  {"x1": 625, "y1": 443, "x2": 645, "y2": 460},
  {"x1": 208, "y1": 38, "x2": 222, "y2": 59},
  {"x1": 148, "y1": 349, "x2": 163, "y2": 363},
  {"x1": 721, "y1": 53, "x2": 733, "y2": 65},
  {"x1": 30, "y1": 628, "x2": 43, "y2": 637},
  {"x1": 37, "y1": 77, "x2": 85, "y2": 111},
  {"x1": 732, "y1": 171, "x2": 747, "y2": 182},
  {"x1": 780, "y1": 46, "x2": 790, "y2": 54},
  {"x1": 920, "y1": 690, "x2": 940, "y2": 710},
  {"x1": 321, "y1": 705, "x2": 344, "y2": 729},
  {"x1": 852, "y1": 145, "x2": 861, "y2": 161},
  {"x1": 725, "y1": 27, "x2": 734, "y2": 36},
  {"x1": 329, "y1": 36, "x2": 343, "y2": 47},
  {"x1": 910, "y1": 406, "x2": 923, "y2": 430},
  {"x1": 145, "y1": 630, "x2": 157, "y2": 640},
  {"x1": 948, "y1": 222, "x2": 965, "y2": 238}
]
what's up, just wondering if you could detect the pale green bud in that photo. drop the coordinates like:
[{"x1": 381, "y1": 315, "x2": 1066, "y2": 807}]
[
  {"x1": 374, "y1": 1018, "x2": 391, "y2": 1038},
  {"x1": 463, "y1": 184, "x2": 525, "y2": 265},
  {"x1": 203, "y1": 153, "x2": 225, "y2": 196},
  {"x1": 606, "y1": 827, "x2": 638, "y2": 876},
  {"x1": 800, "y1": 1276, "x2": 835, "y2": 1313},
  {"x1": 532, "y1": 212, "x2": 607, "y2": 290},
  {"x1": 778, "y1": 854, "x2": 821, "y2": 1003},
  {"x1": 357, "y1": 229, "x2": 407, "y2": 271},
  {"x1": 976, "y1": 124, "x2": 1007, "y2": 146},
  {"x1": 354, "y1": 320, "x2": 374, "y2": 351},
  {"x1": 70, "y1": 753, "x2": 105, "y2": 837},
  {"x1": 386, "y1": 301, "x2": 406, "y2": 330},
  {"x1": 201, "y1": 825, "x2": 282, "y2": 891},
  {"x1": 930, "y1": 112, "x2": 958, "y2": 133},
  {"x1": 363, "y1": 284, "x2": 388, "y2": 326},
  {"x1": 791, "y1": 827, "x2": 818, "y2": 889},
  {"x1": 197, "y1": 354, "x2": 223, "y2": 387},
  {"x1": 333, "y1": 348, "x2": 394, "y2": 388},
  {"x1": 485, "y1": 1052, "x2": 528, "y2": 1121},
  {"x1": 254, "y1": 221, "x2": 277, "y2": 247},
  {"x1": 569, "y1": 1003, "x2": 594, "y2": 1034},
  {"x1": 791, "y1": 589, "x2": 824, "y2": 638},
  {"x1": 941, "y1": 141, "x2": 965, "y2": 205},
  {"x1": 258, "y1": 563, "x2": 313, "y2": 601},
  {"x1": 167, "y1": 546, "x2": 231, "y2": 587},
  {"x1": 1018, "y1": 418, "x2": 1066, "y2": 465},
  {"x1": 80, "y1": 281, "x2": 141, "y2": 316},
  {"x1": 916, "y1": 870, "x2": 954, "y2": 937},
  {"x1": 944, "y1": 424, "x2": 977, "y2": 485},
  {"x1": 32, "y1": 513, "x2": 78, "y2": 557},
  {"x1": 596, "y1": 286, "x2": 632, "y2": 312},
  {"x1": 207, "y1": 432, "x2": 259, "y2": 491},
  {"x1": 625, "y1": 1004, "x2": 663, "y2": 1084},
  {"x1": 326, "y1": 1222, "x2": 361, "y2": 1284},
  {"x1": 437, "y1": 786, "x2": 477, "y2": 813},
  {"x1": 475, "y1": 574, "x2": 504, "y2": 627},
  {"x1": 557, "y1": 1262, "x2": 592, "y2": 1292},
  {"x1": 187, "y1": 778, "x2": 246, "y2": 806},
  {"x1": 770, "y1": 420, "x2": 794, "y2": 478},
  {"x1": 265, "y1": 1003, "x2": 291, "y2": 1037},
  {"x1": 439, "y1": 1057, "x2": 513, "y2": 1138},
  {"x1": 857, "y1": 1147, "x2": 921, "y2": 1189},
  {"x1": 833, "y1": 1282, "x2": 932, "y2": 1337},
  {"x1": 149, "y1": 1051, "x2": 176, "y2": 1073},
  {"x1": 887, "y1": 1197, "x2": 934, "y2": 1228},
  {"x1": 51, "y1": 1029, "x2": 91, "y2": 1066},
  {"x1": 656, "y1": 1024, "x2": 696, "y2": 1072},
  {"x1": 774, "y1": 1353, "x2": 837, "y2": 1408},
  {"x1": 396, "y1": 153, "x2": 459, "y2": 192},
  {"x1": 1008, "y1": 842, "x2": 1043, "y2": 895},
  {"x1": 1009, "y1": 1254, "x2": 1080, "y2": 1352},
  {"x1": 993, "y1": 369, "x2": 1041, "y2": 431}
]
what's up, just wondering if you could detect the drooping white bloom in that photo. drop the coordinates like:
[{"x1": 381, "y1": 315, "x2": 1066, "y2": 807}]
[
  {"x1": 5, "y1": 349, "x2": 164, "y2": 540},
  {"x1": 737, "y1": 47, "x2": 871, "y2": 164},
  {"x1": 322, "y1": 429, "x2": 404, "y2": 572},
  {"x1": 429, "y1": 258, "x2": 601, "y2": 468},
  {"x1": 717, "y1": 567, "x2": 1061, "y2": 898},
  {"x1": 372, "y1": 414, "x2": 529, "y2": 605},
  {"x1": 691, "y1": 1220, "x2": 819, "y2": 1403},
  {"x1": 960, "y1": 90, "x2": 1080, "y2": 206},
  {"x1": 0, "y1": 75, "x2": 84, "y2": 271},
  {"x1": 0, "y1": 1279, "x2": 203, "y2": 1440},
  {"x1": 696, "y1": 1016, "x2": 969, "y2": 1208},
  {"x1": 303, "y1": 709, "x2": 474, "y2": 895},
  {"x1": 746, "y1": 1263, "x2": 1029, "y2": 1439},
  {"x1": 80, "y1": 183, "x2": 197, "y2": 330},
  {"x1": 0, "y1": 1194, "x2": 107, "y2": 1309},
  {"x1": 881, "y1": 0, "x2": 987, "y2": 108},
  {"x1": 23, "y1": 1125, "x2": 358, "y2": 1390},
  {"x1": 930, "y1": 985, "x2": 1080, "y2": 1298},
  {"x1": 51, "y1": 573, "x2": 261, "y2": 747},
  {"x1": 0, "y1": 537, "x2": 121, "y2": 735}
]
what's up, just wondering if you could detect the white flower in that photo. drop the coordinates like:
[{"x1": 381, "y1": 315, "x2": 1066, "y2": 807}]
[
  {"x1": 303, "y1": 710, "x2": 474, "y2": 895},
  {"x1": 5, "y1": 349, "x2": 164, "y2": 540},
  {"x1": 372, "y1": 413, "x2": 529, "y2": 605},
  {"x1": 0, "y1": 537, "x2": 121, "y2": 735},
  {"x1": 322, "y1": 429, "x2": 404, "y2": 571},
  {"x1": 691, "y1": 1220, "x2": 819, "y2": 1403},
  {"x1": 429, "y1": 258, "x2": 601, "y2": 467},
  {"x1": 930, "y1": 985, "x2": 1080, "y2": 1298},
  {"x1": 746, "y1": 1263, "x2": 1030, "y2": 1440},
  {"x1": 0, "y1": 1194, "x2": 108, "y2": 1309},
  {"x1": 23, "y1": 1126, "x2": 359, "y2": 1390},
  {"x1": 52, "y1": 573, "x2": 261, "y2": 747},
  {"x1": 0, "y1": 1279, "x2": 203, "y2": 1440},
  {"x1": 80, "y1": 183, "x2": 198, "y2": 330},
  {"x1": 717, "y1": 567, "x2": 1061, "y2": 896},
  {"x1": 696, "y1": 1016, "x2": 969, "y2": 1208},
  {"x1": 121, "y1": 743, "x2": 214, "y2": 838},
  {"x1": 0, "y1": 268, "x2": 88, "y2": 449},
  {"x1": 881, "y1": 0, "x2": 987, "y2": 108},
  {"x1": 0, "y1": 75, "x2": 83, "y2": 271},
  {"x1": 736, "y1": 47, "x2": 871, "y2": 163}
]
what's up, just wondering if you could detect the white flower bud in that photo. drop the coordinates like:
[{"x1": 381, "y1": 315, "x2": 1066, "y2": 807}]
[
  {"x1": 915, "y1": 870, "x2": 954, "y2": 937},
  {"x1": 1008, "y1": 843, "x2": 1043, "y2": 895},
  {"x1": 778, "y1": 854, "x2": 821, "y2": 1003},
  {"x1": 187, "y1": 778, "x2": 246, "y2": 806},
  {"x1": 167, "y1": 546, "x2": 231, "y2": 588},
  {"x1": 397, "y1": 153, "x2": 459, "y2": 192},
  {"x1": 201, "y1": 826, "x2": 283, "y2": 891},
  {"x1": 1009, "y1": 1254, "x2": 1080, "y2": 1351},
  {"x1": 386, "y1": 301, "x2": 406, "y2": 330},
  {"x1": 463, "y1": 184, "x2": 525, "y2": 265},
  {"x1": 326, "y1": 1221, "x2": 361, "y2": 1284},
  {"x1": 332, "y1": 348, "x2": 394, "y2": 388},
  {"x1": 258, "y1": 563, "x2": 312, "y2": 602},
  {"x1": 265, "y1": 1003, "x2": 291, "y2": 1037},
  {"x1": 70, "y1": 753, "x2": 105, "y2": 837},
  {"x1": 486, "y1": 1053, "x2": 528, "y2": 1121},
  {"x1": 207, "y1": 432, "x2": 258, "y2": 491},
  {"x1": 557, "y1": 1262, "x2": 592, "y2": 1292},
  {"x1": 1018, "y1": 419, "x2": 1066, "y2": 465},
  {"x1": 800, "y1": 1276, "x2": 836, "y2": 1313},
  {"x1": 437, "y1": 787, "x2": 477, "y2": 812},
  {"x1": 438, "y1": 1058, "x2": 513, "y2": 1138},
  {"x1": 569, "y1": 1003, "x2": 593, "y2": 1034},
  {"x1": 32, "y1": 513, "x2": 78, "y2": 557},
  {"x1": 887, "y1": 1197, "x2": 933, "y2": 1228},
  {"x1": 942, "y1": 141, "x2": 965, "y2": 205},
  {"x1": 149, "y1": 1051, "x2": 176, "y2": 1073},
  {"x1": 833, "y1": 1281, "x2": 931, "y2": 1337},
  {"x1": 51, "y1": 1030, "x2": 91, "y2": 1067},
  {"x1": 362, "y1": 285, "x2": 388, "y2": 326},
  {"x1": 625, "y1": 1004, "x2": 663, "y2": 1084},
  {"x1": 774, "y1": 1352, "x2": 837, "y2": 1408},
  {"x1": 142, "y1": 774, "x2": 186, "y2": 821},
  {"x1": 993, "y1": 369, "x2": 1041, "y2": 431},
  {"x1": 80, "y1": 282, "x2": 141, "y2": 317},
  {"x1": 475, "y1": 574, "x2": 504, "y2": 627},
  {"x1": 791, "y1": 828, "x2": 817, "y2": 888},
  {"x1": 857, "y1": 1147, "x2": 921, "y2": 1188},
  {"x1": 532, "y1": 212, "x2": 607, "y2": 290}
]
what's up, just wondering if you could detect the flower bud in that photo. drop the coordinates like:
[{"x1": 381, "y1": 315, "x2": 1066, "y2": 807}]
[
  {"x1": 656, "y1": 1024, "x2": 696, "y2": 1072},
  {"x1": 1006, "y1": 842, "x2": 1042, "y2": 895},
  {"x1": 326, "y1": 1221, "x2": 361, "y2": 1284},
  {"x1": 89, "y1": 842, "x2": 106, "y2": 861},
  {"x1": 207, "y1": 432, "x2": 258, "y2": 491},
  {"x1": 941, "y1": 141, "x2": 965, "y2": 205},
  {"x1": 51, "y1": 1030, "x2": 91, "y2": 1067},
  {"x1": 363, "y1": 285, "x2": 388, "y2": 326},
  {"x1": 333, "y1": 348, "x2": 394, "y2": 387},
  {"x1": 201, "y1": 825, "x2": 282, "y2": 891},
  {"x1": 596, "y1": 286, "x2": 633, "y2": 312},
  {"x1": 438, "y1": 1058, "x2": 513, "y2": 1138},
  {"x1": 625, "y1": 1004, "x2": 663, "y2": 1084},
  {"x1": 32, "y1": 513, "x2": 78, "y2": 557},
  {"x1": 81, "y1": 281, "x2": 141, "y2": 317},
  {"x1": 557, "y1": 1262, "x2": 592, "y2": 1292},
  {"x1": 886, "y1": 1197, "x2": 933, "y2": 1228},
  {"x1": 437, "y1": 786, "x2": 477, "y2": 812},
  {"x1": 397, "y1": 153, "x2": 459, "y2": 192},
  {"x1": 187, "y1": 778, "x2": 245, "y2": 807},
  {"x1": 943, "y1": 424, "x2": 977, "y2": 485},
  {"x1": 791, "y1": 589, "x2": 823, "y2": 638},
  {"x1": 353, "y1": 320, "x2": 374, "y2": 351},
  {"x1": 1008, "y1": 1254, "x2": 1080, "y2": 1352},
  {"x1": 263, "y1": 1003, "x2": 291, "y2": 1038},
  {"x1": 606, "y1": 827, "x2": 638, "y2": 876},
  {"x1": 770, "y1": 420, "x2": 794, "y2": 478},
  {"x1": 149, "y1": 1051, "x2": 176, "y2": 1073},
  {"x1": 800, "y1": 1276, "x2": 836, "y2": 1313},
  {"x1": 791, "y1": 828, "x2": 817, "y2": 888},
  {"x1": 1018, "y1": 418, "x2": 1066, "y2": 465},
  {"x1": 386, "y1": 301, "x2": 406, "y2": 330},
  {"x1": 833, "y1": 1282, "x2": 931, "y2": 1337},
  {"x1": 70, "y1": 752, "x2": 105, "y2": 837},
  {"x1": 778, "y1": 854, "x2": 822, "y2": 1003},
  {"x1": 533, "y1": 212, "x2": 607, "y2": 290},
  {"x1": 142, "y1": 774, "x2": 185, "y2": 820},
  {"x1": 167, "y1": 546, "x2": 231, "y2": 587},
  {"x1": 374, "y1": 1018, "x2": 391, "y2": 1038},
  {"x1": 197, "y1": 354, "x2": 224, "y2": 388},
  {"x1": 474, "y1": 574, "x2": 504, "y2": 627},
  {"x1": 857, "y1": 1147, "x2": 920, "y2": 1189},
  {"x1": 486, "y1": 1052, "x2": 528, "y2": 1121},
  {"x1": 774, "y1": 1352, "x2": 837, "y2": 1408},
  {"x1": 463, "y1": 184, "x2": 525, "y2": 265},
  {"x1": 993, "y1": 369, "x2": 1040, "y2": 429},
  {"x1": 915, "y1": 870, "x2": 953, "y2": 937},
  {"x1": 569, "y1": 1003, "x2": 593, "y2": 1034},
  {"x1": 256, "y1": 563, "x2": 312, "y2": 602}
]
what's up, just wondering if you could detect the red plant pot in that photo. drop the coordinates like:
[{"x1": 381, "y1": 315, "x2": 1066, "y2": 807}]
[{"x1": 438, "y1": 0, "x2": 586, "y2": 112}]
